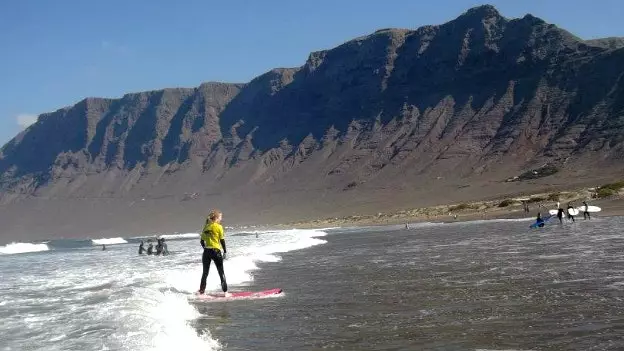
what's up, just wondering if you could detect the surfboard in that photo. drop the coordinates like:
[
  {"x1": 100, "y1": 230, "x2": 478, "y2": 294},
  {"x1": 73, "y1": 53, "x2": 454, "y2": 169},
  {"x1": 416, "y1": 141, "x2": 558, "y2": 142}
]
[
  {"x1": 576, "y1": 205, "x2": 601, "y2": 213},
  {"x1": 567, "y1": 208, "x2": 580, "y2": 216},
  {"x1": 194, "y1": 288, "x2": 283, "y2": 300},
  {"x1": 549, "y1": 209, "x2": 559, "y2": 216},
  {"x1": 530, "y1": 214, "x2": 553, "y2": 228}
]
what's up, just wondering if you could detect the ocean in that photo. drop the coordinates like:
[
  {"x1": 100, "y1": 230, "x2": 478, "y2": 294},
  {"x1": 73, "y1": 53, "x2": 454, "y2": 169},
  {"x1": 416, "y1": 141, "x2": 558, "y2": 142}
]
[{"x1": 1, "y1": 216, "x2": 624, "y2": 350}]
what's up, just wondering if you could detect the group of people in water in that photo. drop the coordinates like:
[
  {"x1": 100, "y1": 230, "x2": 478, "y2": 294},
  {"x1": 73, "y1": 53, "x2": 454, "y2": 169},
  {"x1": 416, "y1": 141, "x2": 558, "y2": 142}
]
[
  {"x1": 535, "y1": 200, "x2": 592, "y2": 227},
  {"x1": 138, "y1": 238, "x2": 169, "y2": 255}
]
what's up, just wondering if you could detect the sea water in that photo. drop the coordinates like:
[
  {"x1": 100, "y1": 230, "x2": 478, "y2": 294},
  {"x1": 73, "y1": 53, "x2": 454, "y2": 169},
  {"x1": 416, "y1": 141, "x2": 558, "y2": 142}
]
[
  {"x1": 0, "y1": 229, "x2": 328, "y2": 351},
  {"x1": 3, "y1": 216, "x2": 624, "y2": 350}
]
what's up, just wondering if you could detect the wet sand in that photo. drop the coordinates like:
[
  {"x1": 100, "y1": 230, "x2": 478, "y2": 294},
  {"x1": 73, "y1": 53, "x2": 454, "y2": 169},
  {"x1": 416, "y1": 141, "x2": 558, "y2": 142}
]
[
  {"x1": 196, "y1": 217, "x2": 624, "y2": 350},
  {"x1": 275, "y1": 197, "x2": 624, "y2": 230}
]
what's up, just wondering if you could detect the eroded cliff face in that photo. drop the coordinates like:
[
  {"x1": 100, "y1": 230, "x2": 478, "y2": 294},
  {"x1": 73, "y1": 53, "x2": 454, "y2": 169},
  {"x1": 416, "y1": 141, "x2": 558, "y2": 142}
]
[{"x1": 1, "y1": 5, "x2": 623, "y2": 240}]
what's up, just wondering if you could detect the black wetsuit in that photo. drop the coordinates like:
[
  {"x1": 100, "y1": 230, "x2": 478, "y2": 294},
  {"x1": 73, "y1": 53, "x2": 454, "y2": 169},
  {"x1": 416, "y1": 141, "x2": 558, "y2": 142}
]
[
  {"x1": 567, "y1": 206, "x2": 575, "y2": 222},
  {"x1": 199, "y1": 247, "x2": 227, "y2": 293},
  {"x1": 147, "y1": 244, "x2": 153, "y2": 255},
  {"x1": 583, "y1": 203, "x2": 591, "y2": 220},
  {"x1": 138, "y1": 243, "x2": 145, "y2": 255},
  {"x1": 557, "y1": 208, "x2": 564, "y2": 224}
]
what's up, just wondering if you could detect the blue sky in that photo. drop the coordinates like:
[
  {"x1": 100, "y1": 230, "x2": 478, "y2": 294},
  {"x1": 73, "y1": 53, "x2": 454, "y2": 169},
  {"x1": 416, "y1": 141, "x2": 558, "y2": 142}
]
[{"x1": 1, "y1": 0, "x2": 622, "y2": 146}]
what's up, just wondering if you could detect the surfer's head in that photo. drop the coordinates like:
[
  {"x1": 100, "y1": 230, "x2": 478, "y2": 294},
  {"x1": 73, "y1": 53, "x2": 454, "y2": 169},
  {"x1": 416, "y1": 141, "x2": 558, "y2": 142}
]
[{"x1": 208, "y1": 209, "x2": 223, "y2": 223}]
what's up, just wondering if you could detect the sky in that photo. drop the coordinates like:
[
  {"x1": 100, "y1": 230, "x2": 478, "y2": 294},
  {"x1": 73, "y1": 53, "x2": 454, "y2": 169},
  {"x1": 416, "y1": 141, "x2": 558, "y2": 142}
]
[{"x1": 1, "y1": 0, "x2": 623, "y2": 146}]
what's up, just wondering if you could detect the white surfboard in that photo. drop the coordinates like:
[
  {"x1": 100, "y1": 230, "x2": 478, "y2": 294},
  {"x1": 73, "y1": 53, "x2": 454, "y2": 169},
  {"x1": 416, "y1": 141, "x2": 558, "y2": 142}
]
[
  {"x1": 576, "y1": 205, "x2": 601, "y2": 213},
  {"x1": 568, "y1": 208, "x2": 580, "y2": 216},
  {"x1": 549, "y1": 209, "x2": 559, "y2": 216}
]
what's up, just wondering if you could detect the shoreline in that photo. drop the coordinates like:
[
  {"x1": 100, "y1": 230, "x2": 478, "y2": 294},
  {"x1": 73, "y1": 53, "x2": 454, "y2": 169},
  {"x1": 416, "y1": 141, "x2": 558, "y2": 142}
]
[
  {"x1": 2, "y1": 186, "x2": 623, "y2": 245},
  {"x1": 270, "y1": 189, "x2": 624, "y2": 230}
]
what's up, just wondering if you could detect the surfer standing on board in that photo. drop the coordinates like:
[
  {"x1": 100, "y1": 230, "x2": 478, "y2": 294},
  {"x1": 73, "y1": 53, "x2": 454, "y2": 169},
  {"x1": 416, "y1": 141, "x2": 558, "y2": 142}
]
[{"x1": 198, "y1": 209, "x2": 229, "y2": 296}]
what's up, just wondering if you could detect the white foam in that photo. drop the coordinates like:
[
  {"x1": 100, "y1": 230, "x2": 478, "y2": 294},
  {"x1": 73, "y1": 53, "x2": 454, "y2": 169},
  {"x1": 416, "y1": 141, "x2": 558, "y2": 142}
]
[
  {"x1": 91, "y1": 237, "x2": 128, "y2": 245},
  {"x1": 0, "y1": 242, "x2": 49, "y2": 255},
  {"x1": 163, "y1": 228, "x2": 329, "y2": 294},
  {"x1": 158, "y1": 233, "x2": 199, "y2": 240},
  {"x1": 147, "y1": 291, "x2": 221, "y2": 351}
]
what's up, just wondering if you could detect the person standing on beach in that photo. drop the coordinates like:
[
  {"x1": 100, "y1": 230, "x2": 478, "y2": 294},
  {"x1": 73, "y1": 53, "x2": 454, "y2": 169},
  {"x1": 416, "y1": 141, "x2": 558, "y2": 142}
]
[{"x1": 198, "y1": 209, "x2": 228, "y2": 295}]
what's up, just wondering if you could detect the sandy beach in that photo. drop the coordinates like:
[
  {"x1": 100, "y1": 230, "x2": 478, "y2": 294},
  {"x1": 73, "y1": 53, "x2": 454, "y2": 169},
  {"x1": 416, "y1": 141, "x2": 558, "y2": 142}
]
[{"x1": 273, "y1": 188, "x2": 624, "y2": 230}]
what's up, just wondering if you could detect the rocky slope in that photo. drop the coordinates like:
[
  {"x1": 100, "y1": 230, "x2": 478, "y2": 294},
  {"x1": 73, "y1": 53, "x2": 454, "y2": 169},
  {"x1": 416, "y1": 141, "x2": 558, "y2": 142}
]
[{"x1": 1, "y1": 5, "x2": 623, "y2": 241}]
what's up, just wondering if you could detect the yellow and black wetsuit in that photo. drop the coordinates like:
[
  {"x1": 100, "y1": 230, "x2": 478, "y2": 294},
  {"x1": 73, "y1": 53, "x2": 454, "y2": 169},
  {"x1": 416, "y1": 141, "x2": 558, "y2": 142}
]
[{"x1": 199, "y1": 220, "x2": 227, "y2": 293}]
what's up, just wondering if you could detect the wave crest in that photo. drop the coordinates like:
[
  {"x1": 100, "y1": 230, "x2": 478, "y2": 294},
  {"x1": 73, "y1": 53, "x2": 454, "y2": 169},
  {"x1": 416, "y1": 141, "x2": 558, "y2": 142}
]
[
  {"x1": 0, "y1": 242, "x2": 50, "y2": 255},
  {"x1": 91, "y1": 237, "x2": 128, "y2": 245}
]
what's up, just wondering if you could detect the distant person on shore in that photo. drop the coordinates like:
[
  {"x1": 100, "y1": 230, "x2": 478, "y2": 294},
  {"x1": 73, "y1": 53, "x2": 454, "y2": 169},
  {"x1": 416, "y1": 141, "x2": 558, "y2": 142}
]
[
  {"x1": 138, "y1": 241, "x2": 145, "y2": 255},
  {"x1": 583, "y1": 201, "x2": 591, "y2": 220},
  {"x1": 567, "y1": 203, "x2": 575, "y2": 222},
  {"x1": 147, "y1": 242, "x2": 154, "y2": 255},
  {"x1": 198, "y1": 209, "x2": 228, "y2": 296}
]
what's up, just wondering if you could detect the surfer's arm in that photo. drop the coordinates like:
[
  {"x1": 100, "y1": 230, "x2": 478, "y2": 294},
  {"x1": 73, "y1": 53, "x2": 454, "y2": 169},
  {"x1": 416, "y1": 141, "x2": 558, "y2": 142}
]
[{"x1": 220, "y1": 239, "x2": 226, "y2": 254}]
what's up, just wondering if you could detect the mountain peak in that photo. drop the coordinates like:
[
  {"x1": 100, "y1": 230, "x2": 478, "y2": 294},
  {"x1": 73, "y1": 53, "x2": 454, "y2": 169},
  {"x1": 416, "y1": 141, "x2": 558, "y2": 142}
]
[{"x1": 460, "y1": 4, "x2": 502, "y2": 20}]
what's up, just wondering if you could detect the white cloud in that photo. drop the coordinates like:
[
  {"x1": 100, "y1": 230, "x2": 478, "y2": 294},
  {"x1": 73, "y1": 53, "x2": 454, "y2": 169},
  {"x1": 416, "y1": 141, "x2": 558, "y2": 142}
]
[{"x1": 16, "y1": 114, "x2": 38, "y2": 128}]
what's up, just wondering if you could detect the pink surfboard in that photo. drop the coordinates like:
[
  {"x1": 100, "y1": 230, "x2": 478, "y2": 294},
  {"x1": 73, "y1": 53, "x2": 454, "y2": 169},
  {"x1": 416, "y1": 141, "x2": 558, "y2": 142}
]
[{"x1": 197, "y1": 288, "x2": 282, "y2": 300}]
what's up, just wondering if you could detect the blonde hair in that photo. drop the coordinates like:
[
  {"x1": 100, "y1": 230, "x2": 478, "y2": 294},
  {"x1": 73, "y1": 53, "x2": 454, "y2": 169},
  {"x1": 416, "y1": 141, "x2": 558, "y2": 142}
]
[{"x1": 208, "y1": 209, "x2": 222, "y2": 222}]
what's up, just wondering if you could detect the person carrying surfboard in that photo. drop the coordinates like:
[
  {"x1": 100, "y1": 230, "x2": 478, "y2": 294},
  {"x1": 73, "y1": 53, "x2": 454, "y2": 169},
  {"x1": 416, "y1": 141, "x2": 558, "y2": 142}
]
[
  {"x1": 198, "y1": 209, "x2": 228, "y2": 296},
  {"x1": 567, "y1": 203, "x2": 575, "y2": 222}
]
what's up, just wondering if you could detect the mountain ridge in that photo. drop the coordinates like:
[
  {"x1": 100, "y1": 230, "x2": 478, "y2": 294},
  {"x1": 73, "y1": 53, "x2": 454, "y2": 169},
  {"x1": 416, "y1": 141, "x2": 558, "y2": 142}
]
[{"x1": 1, "y1": 4, "x2": 624, "y2": 241}]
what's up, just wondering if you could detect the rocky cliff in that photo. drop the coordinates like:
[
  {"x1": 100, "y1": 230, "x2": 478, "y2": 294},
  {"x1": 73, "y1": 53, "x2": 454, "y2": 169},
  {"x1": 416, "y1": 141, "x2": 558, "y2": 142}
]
[{"x1": 1, "y1": 5, "x2": 623, "y2": 241}]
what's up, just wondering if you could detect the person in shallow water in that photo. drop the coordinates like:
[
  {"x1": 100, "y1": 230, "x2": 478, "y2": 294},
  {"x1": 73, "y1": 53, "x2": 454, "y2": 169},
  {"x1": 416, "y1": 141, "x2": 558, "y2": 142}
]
[
  {"x1": 198, "y1": 209, "x2": 228, "y2": 295},
  {"x1": 535, "y1": 212, "x2": 545, "y2": 228},
  {"x1": 583, "y1": 201, "x2": 591, "y2": 220},
  {"x1": 138, "y1": 241, "x2": 145, "y2": 255},
  {"x1": 147, "y1": 241, "x2": 154, "y2": 255},
  {"x1": 155, "y1": 238, "x2": 163, "y2": 255},
  {"x1": 557, "y1": 205, "x2": 565, "y2": 224},
  {"x1": 567, "y1": 203, "x2": 576, "y2": 222},
  {"x1": 160, "y1": 238, "x2": 169, "y2": 255}
]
